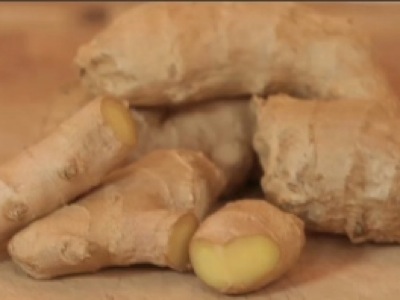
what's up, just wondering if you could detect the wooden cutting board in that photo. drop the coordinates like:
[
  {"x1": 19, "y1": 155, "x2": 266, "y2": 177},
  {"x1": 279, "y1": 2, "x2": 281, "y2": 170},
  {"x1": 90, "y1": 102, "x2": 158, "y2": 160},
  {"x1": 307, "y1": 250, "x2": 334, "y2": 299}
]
[{"x1": 0, "y1": 3, "x2": 399, "y2": 299}]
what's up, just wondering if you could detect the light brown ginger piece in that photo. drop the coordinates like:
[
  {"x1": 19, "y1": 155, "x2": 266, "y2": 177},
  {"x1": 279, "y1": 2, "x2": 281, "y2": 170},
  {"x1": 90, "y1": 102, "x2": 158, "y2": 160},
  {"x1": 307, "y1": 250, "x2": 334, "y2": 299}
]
[
  {"x1": 8, "y1": 149, "x2": 226, "y2": 279},
  {"x1": 0, "y1": 97, "x2": 136, "y2": 244},
  {"x1": 76, "y1": 2, "x2": 395, "y2": 106},
  {"x1": 190, "y1": 199, "x2": 305, "y2": 295},
  {"x1": 253, "y1": 94, "x2": 400, "y2": 243}
]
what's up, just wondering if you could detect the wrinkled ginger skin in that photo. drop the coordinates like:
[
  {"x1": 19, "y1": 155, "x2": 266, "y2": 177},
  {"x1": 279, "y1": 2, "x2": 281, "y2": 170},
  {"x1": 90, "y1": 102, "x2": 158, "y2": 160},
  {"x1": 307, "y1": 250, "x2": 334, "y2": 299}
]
[
  {"x1": 0, "y1": 97, "x2": 135, "y2": 244},
  {"x1": 131, "y1": 99, "x2": 254, "y2": 192},
  {"x1": 253, "y1": 95, "x2": 400, "y2": 243},
  {"x1": 190, "y1": 199, "x2": 305, "y2": 295},
  {"x1": 8, "y1": 150, "x2": 226, "y2": 279},
  {"x1": 76, "y1": 2, "x2": 394, "y2": 106}
]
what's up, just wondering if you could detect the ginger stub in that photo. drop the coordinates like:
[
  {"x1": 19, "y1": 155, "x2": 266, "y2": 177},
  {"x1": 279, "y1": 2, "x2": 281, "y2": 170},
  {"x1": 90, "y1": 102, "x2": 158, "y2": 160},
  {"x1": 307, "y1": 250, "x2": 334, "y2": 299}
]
[
  {"x1": 8, "y1": 149, "x2": 226, "y2": 279},
  {"x1": 0, "y1": 97, "x2": 135, "y2": 244},
  {"x1": 190, "y1": 199, "x2": 305, "y2": 295}
]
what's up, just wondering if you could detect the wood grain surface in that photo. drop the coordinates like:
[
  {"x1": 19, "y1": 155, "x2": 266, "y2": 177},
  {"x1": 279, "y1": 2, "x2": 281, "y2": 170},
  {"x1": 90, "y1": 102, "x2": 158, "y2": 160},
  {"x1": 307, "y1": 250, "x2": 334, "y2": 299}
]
[{"x1": 0, "y1": 3, "x2": 399, "y2": 300}]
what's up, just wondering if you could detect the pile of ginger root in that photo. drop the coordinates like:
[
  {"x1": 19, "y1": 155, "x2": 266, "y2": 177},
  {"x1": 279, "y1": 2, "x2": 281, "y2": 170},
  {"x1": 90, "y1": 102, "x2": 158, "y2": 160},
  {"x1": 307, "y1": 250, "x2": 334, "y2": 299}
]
[{"x1": 1, "y1": 2, "x2": 400, "y2": 296}]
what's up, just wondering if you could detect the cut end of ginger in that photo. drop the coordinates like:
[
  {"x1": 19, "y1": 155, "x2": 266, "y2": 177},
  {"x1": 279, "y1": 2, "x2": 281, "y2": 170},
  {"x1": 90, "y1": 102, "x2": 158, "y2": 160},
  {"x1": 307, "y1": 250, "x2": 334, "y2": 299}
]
[
  {"x1": 190, "y1": 235, "x2": 280, "y2": 294},
  {"x1": 168, "y1": 212, "x2": 199, "y2": 271},
  {"x1": 101, "y1": 97, "x2": 136, "y2": 146}
]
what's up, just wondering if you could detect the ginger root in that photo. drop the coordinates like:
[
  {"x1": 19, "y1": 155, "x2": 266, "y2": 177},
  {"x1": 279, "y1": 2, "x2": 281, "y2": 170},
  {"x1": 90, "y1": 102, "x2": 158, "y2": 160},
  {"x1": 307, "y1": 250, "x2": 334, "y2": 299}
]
[
  {"x1": 190, "y1": 199, "x2": 305, "y2": 295},
  {"x1": 0, "y1": 97, "x2": 135, "y2": 244},
  {"x1": 132, "y1": 99, "x2": 254, "y2": 192},
  {"x1": 253, "y1": 94, "x2": 400, "y2": 243},
  {"x1": 76, "y1": 2, "x2": 394, "y2": 106},
  {"x1": 8, "y1": 149, "x2": 226, "y2": 279}
]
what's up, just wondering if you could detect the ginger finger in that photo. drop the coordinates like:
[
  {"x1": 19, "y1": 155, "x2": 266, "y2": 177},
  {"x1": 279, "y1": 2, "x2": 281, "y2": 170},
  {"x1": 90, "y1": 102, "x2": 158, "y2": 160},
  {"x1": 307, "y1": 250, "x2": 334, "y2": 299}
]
[{"x1": 0, "y1": 97, "x2": 136, "y2": 243}]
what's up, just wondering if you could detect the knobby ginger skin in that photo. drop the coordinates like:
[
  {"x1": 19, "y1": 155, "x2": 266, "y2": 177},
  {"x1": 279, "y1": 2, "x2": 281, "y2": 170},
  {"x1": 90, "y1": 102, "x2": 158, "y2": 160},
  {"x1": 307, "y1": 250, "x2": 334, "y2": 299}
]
[
  {"x1": 76, "y1": 2, "x2": 395, "y2": 107},
  {"x1": 190, "y1": 199, "x2": 305, "y2": 295},
  {"x1": 253, "y1": 95, "x2": 400, "y2": 243},
  {"x1": 8, "y1": 149, "x2": 226, "y2": 279},
  {"x1": 0, "y1": 97, "x2": 136, "y2": 243}
]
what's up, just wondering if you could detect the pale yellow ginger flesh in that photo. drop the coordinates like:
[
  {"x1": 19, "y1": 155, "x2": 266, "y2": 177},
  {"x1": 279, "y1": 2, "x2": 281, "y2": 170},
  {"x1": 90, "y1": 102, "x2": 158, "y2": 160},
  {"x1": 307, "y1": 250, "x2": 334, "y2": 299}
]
[
  {"x1": 101, "y1": 97, "x2": 136, "y2": 146},
  {"x1": 0, "y1": 97, "x2": 136, "y2": 244},
  {"x1": 8, "y1": 149, "x2": 226, "y2": 279},
  {"x1": 168, "y1": 213, "x2": 199, "y2": 271},
  {"x1": 191, "y1": 236, "x2": 280, "y2": 292},
  {"x1": 190, "y1": 199, "x2": 305, "y2": 295}
]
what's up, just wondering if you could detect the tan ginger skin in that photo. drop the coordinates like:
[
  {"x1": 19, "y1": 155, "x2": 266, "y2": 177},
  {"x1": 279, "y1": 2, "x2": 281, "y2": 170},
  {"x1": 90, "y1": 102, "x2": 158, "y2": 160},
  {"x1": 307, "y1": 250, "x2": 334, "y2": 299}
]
[
  {"x1": 0, "y1": 97, "x2": 136, "y2": 244},
  {"x1": 76, "y1": 2, "x2": 395, "y2": 107},
  {"x1": 253, "y1": 95, "x2": 400, "y2": 243},
  {"x1": 8, "y1": 149, "x2": 226, "y2": 279},
  {"x1": 190, "y1": 199, "x2": 305, "y2": 295}
]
